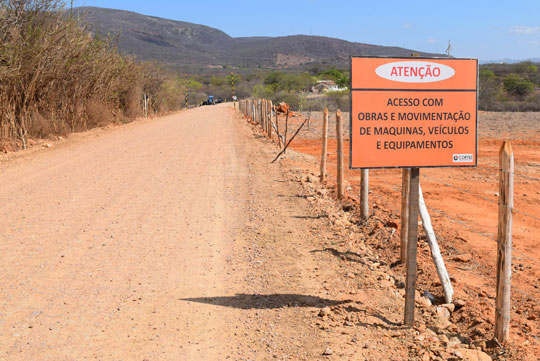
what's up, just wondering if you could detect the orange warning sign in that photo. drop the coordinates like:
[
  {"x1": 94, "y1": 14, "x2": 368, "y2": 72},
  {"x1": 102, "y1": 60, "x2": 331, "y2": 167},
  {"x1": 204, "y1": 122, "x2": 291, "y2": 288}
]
[{"x1": 350, "y1": 57, "x2": 478, "y2": 169}]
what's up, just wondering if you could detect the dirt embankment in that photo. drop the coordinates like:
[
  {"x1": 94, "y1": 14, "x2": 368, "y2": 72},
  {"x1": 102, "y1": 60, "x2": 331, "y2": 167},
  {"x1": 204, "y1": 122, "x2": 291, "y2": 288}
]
[{"x1": 279, "y1": 109, "x2": 540, "y2": 359}]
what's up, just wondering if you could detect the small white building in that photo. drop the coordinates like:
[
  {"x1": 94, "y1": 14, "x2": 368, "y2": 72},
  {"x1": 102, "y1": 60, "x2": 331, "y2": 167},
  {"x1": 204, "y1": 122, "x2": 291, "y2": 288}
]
[{"x1": 311, "y1": 80, "x2": 347, "y2": 93}]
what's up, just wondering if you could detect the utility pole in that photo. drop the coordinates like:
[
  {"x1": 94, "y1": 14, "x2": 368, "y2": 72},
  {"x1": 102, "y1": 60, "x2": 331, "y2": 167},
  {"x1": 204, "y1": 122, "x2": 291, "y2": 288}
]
[
  {"x1": 184, "y1": 73, "x2": 189, "y2": 108},
  {"x1": 230, "y1": 72, "x2": 236, "y2": 101}
]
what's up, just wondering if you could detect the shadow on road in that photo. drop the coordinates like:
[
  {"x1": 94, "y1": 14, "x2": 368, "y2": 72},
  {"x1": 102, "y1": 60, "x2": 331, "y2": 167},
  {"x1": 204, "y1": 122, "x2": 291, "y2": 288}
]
[{"x1": 180, "y1": 293, "x2": 351, "y2": 310}]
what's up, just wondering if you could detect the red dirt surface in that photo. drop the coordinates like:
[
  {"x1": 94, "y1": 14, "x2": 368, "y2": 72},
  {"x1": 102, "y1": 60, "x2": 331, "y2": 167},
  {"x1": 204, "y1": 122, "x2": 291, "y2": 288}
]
[{"x1": 283, "y1": 110, "x2": 540, "y2": 358}]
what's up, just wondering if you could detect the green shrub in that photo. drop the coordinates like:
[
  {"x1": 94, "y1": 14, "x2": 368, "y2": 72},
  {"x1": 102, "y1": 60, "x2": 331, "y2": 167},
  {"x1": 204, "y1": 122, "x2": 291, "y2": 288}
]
[
  {"x1": 479, "y1": 69, "x2": 496, "y2": 79},
  {"x1": 503, "y1": 74, "x2": 535, "y2": 98},
  {"x1": 317, "y1": 69, "x2": 349, "y2": 88},
  {"x1": 527, "y1": 65, "x2": 538, "y2": 73}
]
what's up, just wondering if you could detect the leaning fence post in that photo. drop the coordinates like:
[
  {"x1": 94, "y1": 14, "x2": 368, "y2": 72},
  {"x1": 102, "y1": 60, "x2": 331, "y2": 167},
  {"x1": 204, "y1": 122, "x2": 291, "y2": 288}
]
[
  {"x1": 360, "y1": 169, "x2": 369, "y2": 219},
  {"x1": 336, "y1": 110, "x2": 344, "y2": 200},
  {"x1": 320, "y1": 107, "x2": 329, "y2": 182},
  {"x1": 419, "y1": 184, "x2": 454, "y2": 304},
  {"x1": 495, "y1": 141, "x2": 514, "y2": 343},
  {"x1": 401, "y1": 168, "x2": 411, "y2": 264}
]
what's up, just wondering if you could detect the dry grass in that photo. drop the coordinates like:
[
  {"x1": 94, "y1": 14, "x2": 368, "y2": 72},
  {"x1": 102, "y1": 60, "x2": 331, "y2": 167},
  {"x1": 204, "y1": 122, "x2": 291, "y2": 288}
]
[{"x1": 0, "y1": 0, "x2": 186, "y2": 148}]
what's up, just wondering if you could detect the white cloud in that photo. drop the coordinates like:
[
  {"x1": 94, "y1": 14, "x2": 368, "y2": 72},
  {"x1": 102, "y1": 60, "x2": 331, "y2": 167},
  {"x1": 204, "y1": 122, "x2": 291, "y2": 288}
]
[
  {"x1": 427, "y1": 37, "x2": 438, "y2": 44},
  {"x1": 403, "y1": 23, "x2": 411, "y2": 30},
  {"x1": 510, "y1": 26, "x2": 540, "y2": 35}
]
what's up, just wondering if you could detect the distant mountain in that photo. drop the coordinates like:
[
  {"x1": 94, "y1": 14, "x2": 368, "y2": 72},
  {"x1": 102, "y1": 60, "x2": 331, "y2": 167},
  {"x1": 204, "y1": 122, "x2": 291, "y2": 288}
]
[
  {"x1": 74, "y1": 6, "x2": 442, "y2": 73},
  {"x1": 480, "y1": 58, "x2": 540, "y2": 65}
]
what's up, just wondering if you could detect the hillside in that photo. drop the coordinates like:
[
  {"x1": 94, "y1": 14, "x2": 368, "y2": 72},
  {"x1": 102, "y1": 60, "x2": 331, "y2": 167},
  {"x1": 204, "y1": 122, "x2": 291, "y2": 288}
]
[{"x1": 74, "y1": 6, "x2": 442, "y2": 73}]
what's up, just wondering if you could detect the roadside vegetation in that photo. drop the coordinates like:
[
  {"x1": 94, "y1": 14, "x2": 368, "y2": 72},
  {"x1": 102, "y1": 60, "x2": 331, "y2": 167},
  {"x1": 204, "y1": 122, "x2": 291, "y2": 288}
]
[
  {"x1": 192, "y1": 62, "x2": 540, "y2": 113},
  {"x1": 0, "y1": 0, "x2": 186, "y2": 149},
  {"x1": 191, "y1": 68, "x2": 351, "y2": 112},
  {"x1": 479, "y1": 61, "x2": 540, "y2": 111}
]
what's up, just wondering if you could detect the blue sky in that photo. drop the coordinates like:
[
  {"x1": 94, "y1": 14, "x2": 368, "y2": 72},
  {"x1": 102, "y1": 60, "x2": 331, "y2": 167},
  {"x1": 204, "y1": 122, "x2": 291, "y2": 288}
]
[{"x1": 72, "y1": 0, "x2": 540, "y2": 61}]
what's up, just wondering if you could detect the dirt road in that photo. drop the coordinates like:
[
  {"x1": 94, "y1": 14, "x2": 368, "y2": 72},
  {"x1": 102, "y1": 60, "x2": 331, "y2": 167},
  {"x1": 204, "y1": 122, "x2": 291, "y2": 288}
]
[
  {"x1": 0, "y1": 105, "x2": 247, "y2": 359},
  {"x1": 0, "y1": 104, "x2": 310, "y2": 360}
]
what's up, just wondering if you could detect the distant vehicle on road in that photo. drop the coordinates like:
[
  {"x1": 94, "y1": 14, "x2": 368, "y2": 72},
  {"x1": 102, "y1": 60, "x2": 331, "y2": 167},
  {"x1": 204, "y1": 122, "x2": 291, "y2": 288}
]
[{"x1": 201, "y1": 96, "x2": 215, "y2": 106}]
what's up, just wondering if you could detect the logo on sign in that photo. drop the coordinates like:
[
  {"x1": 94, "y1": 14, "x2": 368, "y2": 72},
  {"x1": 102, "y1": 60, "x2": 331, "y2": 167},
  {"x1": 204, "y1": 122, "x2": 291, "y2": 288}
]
[
  {"x1": 375, "y1": 61, "x2": 455, "y2": 83},
  {"x1": 452, "y1": 154, "x2": 473, "y2": 163}
]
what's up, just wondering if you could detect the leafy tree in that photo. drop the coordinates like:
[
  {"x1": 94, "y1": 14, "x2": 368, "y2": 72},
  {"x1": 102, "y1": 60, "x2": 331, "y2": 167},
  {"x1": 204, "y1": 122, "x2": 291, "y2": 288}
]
[
  {"x1": 318, "y1": 69, "x2": 349, "y2": 88},
  {"x1": 503, "y1": 74, "x2": 535, "y2": 98},
  {"x1": 479, "y1": 69, "x2": 495, "y2": 80},
  {"x1": 263, "y1": 72, "x2": 315, "y2": 92},
  {"x1": 252, "y1": 84, "x2": 275, "y2": 99},
  {"x1": 325, "y1": 90, "x2": 349, "y2": 111},
  {"x1": 210, "y1": 75, "x2": 227, "y2": 87},
  {"x1": 527, "y1": 65, "x2": 538, "y2": 73}
]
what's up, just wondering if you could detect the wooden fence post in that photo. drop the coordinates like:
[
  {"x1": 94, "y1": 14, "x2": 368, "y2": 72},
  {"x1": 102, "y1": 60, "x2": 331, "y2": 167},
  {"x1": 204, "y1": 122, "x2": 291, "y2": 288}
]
[
  {"x1": 360, "y1": 169, "x2": 369, "y2": 219},
  {"x1": 265, "y1": 100, "x2": 269, "y2": 136},
  {"x1": 320, "y1": 107, "x2": 329, "y2": 182},
  {"x1": 255, "y1": 100, "x2": 258, "y2": 123},
  {"x1": 268, "y1": 100, "x2": 273, "y2": 139},
  {"x1": 257, "y1": 100, "x2": 261, "y2": 126},
  {"x1": 284, "y1": 110, "x2": 289, "y2": 153},
  {"x1": 264, "y1": 100, "x2": 268, "y2": 134},
  {"x1": 260, "y1": 100, "x2": 264, "y2": 129},
  {"x1": 495, "y1": 141, "x2": 514, "y2": 343},
  {"x1": 336, "y1": 110, "x2": 344, "y2": 199},
  {"x1": 262, "y1": 100, "x2": 267, "y2": 132},
  {"x1": 404, "y1": 167, "x2": 420, "y2": 327},
  {"x1": 276, "y1": 109, "x2": 282, "y2": 148},
  {"x1": 143, "y1": 94, "x2": 148, "y2": 118},
  {"x1": 401, "y1": 168, "x2": 411, "y2": 264}
]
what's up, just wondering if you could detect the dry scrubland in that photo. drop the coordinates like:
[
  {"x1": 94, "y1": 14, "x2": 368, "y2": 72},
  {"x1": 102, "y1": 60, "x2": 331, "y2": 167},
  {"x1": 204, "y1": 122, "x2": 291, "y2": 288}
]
[{"x1": 0, "y1": 0, "x2": 188, "y2": 152}]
